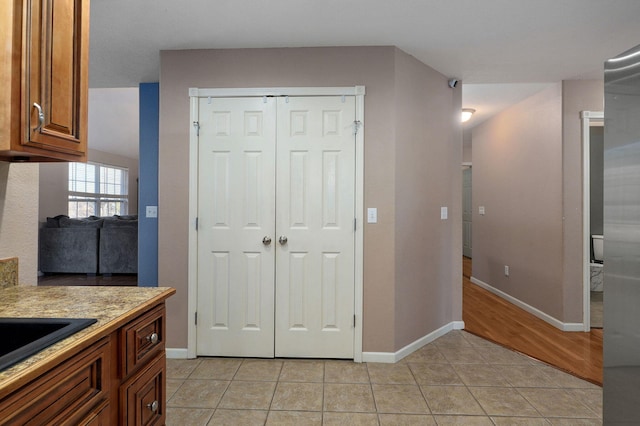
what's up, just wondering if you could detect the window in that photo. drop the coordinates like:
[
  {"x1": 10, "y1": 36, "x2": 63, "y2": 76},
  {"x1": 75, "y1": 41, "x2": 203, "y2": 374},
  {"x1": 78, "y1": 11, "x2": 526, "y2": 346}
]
[{"x1": 68, "y1": 162, "x2": 129, "y2": 218}]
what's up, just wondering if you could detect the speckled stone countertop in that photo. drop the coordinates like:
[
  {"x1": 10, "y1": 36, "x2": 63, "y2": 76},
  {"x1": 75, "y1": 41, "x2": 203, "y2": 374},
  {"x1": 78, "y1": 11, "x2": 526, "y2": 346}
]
[{"x1": 0, "y1": 285, "x2": 175, "y2": 391}]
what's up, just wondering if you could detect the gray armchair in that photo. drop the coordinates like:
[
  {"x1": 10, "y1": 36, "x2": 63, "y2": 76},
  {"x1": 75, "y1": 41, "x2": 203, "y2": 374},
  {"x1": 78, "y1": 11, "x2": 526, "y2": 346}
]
[{"x1": 39, "y1": 216, "x2": 102, "y2": 274}]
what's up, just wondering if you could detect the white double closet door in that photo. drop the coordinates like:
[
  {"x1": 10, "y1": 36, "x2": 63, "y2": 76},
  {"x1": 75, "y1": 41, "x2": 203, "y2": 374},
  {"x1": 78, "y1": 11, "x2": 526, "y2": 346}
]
[{"x1": 196, "y1": 95, "x2": 356, "y2": 358}]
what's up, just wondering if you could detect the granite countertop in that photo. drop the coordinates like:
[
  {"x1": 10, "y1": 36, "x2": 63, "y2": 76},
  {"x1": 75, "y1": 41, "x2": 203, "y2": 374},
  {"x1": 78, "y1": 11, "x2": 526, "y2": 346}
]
[{"x1": 0, "y1": 285, "x2": 175, "y2": 391}]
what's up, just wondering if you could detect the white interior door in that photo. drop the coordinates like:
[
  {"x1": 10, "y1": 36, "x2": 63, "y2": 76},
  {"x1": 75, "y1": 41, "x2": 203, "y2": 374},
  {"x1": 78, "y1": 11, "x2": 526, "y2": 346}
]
[
  {"x1": 195, "y1": 94, "x2": 356, "y2": 359},
  {"x1": 275, "y1": 96, "x2": 356, "y2": 358},
  {"x1": 196, "y1": 97, "x2": 276, "y2": 357}
]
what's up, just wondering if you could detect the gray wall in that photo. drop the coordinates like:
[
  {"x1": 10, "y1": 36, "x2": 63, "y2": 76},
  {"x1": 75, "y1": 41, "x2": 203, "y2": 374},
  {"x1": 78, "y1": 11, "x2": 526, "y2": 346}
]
[
  {"x1": 561, "y1": 80, "x2": 604, "y2": 322},
  {"x1": 472, "y1": 80, "x2": 603, "y2": 325},
  {"x1": 473, "y1": 84, "x2": 564, "y2": 319},
  {"x1": 159, "y1": 46, "x2": 462, "y2": 352},
  {"x1": 393, "y1": 49, "x2": 462, "y2": 349},
  {"x1": 463, "y1": 129, "x2": 472, "y2": 163}
]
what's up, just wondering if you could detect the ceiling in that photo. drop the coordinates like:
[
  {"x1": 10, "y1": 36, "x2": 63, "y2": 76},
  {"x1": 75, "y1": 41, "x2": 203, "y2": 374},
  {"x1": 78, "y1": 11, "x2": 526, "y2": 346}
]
[{"x1": 88, "y1": 0, "x2": 640, "y2": 155}]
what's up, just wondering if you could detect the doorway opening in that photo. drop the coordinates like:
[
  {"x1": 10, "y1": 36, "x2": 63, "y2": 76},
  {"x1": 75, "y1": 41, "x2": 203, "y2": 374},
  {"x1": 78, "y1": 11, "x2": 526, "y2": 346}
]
[{"x1": 581, "y1": 111, "x2": 604, "y2": 331}]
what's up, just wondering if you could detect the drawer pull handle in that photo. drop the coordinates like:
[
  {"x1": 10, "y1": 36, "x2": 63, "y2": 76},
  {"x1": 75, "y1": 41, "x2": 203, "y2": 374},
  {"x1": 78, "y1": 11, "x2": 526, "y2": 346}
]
[
  {"x1": 146, "y1": 332, "x2": 159, "y2": 344},
  {"x1": 147, "y1": 400, "x2": 159, "y2": 412},
  {"x1": 33, "y1": 102, "x2": 45, "y2": 132}
]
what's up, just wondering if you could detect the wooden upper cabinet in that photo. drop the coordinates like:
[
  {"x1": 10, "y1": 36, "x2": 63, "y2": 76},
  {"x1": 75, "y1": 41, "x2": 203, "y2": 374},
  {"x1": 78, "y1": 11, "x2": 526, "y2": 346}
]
[{"x1": 0, "y1": 0, "x2": 90, "y2": 162}]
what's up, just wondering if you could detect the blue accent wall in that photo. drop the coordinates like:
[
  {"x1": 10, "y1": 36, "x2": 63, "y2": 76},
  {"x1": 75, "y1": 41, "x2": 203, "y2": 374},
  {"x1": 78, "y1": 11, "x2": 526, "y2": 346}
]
[{"x1": 138, "y1": 83, "x2": 159, "y2": 286}]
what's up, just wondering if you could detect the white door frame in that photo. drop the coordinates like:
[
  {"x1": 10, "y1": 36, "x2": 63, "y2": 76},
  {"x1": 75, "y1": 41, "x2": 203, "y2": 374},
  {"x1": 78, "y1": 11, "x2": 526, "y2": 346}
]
[
  {"x1": 581, "y1": 110, "x2": 604, "y2": 332},
  {"x1": 187, "y1": 86, "x2": 366, "y2": 361}
]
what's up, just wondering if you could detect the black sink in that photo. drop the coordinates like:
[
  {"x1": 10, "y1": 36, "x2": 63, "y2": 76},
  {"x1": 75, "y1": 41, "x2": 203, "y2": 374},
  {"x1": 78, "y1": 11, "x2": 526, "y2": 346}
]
[{"x1": 0, "y1": 318, "x2": 97, "y2": 372}]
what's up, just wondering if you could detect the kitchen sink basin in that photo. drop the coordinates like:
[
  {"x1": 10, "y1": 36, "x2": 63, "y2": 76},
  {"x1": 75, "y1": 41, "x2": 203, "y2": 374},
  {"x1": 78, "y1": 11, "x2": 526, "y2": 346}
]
[{"x1": 0, "y1": 318, "x2": 97, "y2": 372}]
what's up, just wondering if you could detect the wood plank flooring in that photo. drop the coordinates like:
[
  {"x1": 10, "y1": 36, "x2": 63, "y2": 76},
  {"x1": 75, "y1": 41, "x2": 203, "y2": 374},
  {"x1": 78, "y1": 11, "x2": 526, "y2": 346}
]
[
  {"x1": 463, "y1": 256, "x2": 603, "y2": 385},
  {"x1": 38, "y1": 273, "x2": 137, "y2": 286}
]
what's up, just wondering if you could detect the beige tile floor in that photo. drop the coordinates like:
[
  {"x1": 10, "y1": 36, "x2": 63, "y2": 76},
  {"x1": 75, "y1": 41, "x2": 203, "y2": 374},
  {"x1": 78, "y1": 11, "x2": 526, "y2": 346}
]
[{"x1": 166, "y1": 331, "x2": 602, "y2": 425}]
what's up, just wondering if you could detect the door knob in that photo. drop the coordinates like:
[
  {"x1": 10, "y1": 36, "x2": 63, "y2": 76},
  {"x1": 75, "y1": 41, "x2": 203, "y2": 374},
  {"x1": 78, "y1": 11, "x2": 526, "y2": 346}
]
[
  {"x1": 279, "y1": 236, "x2": 288, "y2": 245},
  {"x1": 262, "y1": 236, "x2": 272, "y2": 245}
]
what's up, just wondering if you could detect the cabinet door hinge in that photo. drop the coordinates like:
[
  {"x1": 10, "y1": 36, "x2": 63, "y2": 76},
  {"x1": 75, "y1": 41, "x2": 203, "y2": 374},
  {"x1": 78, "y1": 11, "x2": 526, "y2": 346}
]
[
  {"x1": 193, "y1": 121, "x2": 200, "y2": 136},
  {"x1": 195, "y1": 312, "x2": 198, "y2": 325},
  {"x1": 195, "y1": 217, "x2": 198, "y2": 230},
  {"x1": 354, "y1": 218, "x2": 357, "y2": 231},
  {"x1": 353, "y1": 314, "x2": 356, "y2": 328}
]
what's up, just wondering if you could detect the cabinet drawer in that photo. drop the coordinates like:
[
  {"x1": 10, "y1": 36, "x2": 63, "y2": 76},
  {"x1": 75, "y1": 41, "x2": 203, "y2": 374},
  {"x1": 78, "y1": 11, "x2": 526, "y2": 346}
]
[
  {"x1": 78, "y1": 400, "x2": 110, "y2": 426},
  {"x1": 0, "y1": 337, "x2": 110, "y2": 425},
  {"x1": 120, "y1": 353, "x2": 165, "y2": 426},
  {"x1": 122, "y1": 304, "x2": 166, "y2": 377}
]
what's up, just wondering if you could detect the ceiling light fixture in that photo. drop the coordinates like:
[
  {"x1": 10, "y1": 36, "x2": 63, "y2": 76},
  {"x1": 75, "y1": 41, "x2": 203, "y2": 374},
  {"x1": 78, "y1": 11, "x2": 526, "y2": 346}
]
[{"x1": 461, "y1": 108, "x2": 476, "y2": 123}]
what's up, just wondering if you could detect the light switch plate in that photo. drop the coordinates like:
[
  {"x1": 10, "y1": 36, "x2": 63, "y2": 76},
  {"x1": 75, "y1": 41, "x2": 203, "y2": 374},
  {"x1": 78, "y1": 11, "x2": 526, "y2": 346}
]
[
  {"x1": 441, "y1": 206, "x2": 448, "y2": 220},
  {"x1": 367, "y1": 208, "x2": 378, "y2": 223},
  {"x1": 146, "y1": 205, "x2": 158, "y2": 218},
  {"x1": 479, "y1": 206, "x2": 485, "y2": 215}
]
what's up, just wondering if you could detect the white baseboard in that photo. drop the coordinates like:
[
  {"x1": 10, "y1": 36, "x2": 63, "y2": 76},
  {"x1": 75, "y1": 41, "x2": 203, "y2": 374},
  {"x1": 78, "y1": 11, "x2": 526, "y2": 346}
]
[
  {"x1": 362, "y1": 321, "x2": 465, "y2": 363},
  {"x1": 562, "y1": 323, "x2": 586, "y2": 332},
  {"x1": 171, "y1": 321, "x2": 468, "y2": 363},
  {"x1": 470, "y1": 276, "x2": 585, "y2": 332},
  {"x1": 166, "y1": 348, "x2": 190, "y2": 359}
]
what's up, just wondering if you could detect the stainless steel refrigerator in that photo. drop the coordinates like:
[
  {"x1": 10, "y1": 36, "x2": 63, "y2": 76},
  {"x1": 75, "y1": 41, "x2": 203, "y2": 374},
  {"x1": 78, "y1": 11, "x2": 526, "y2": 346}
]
[{"x1": 604, "y1": 42, "x2": 640, "y2": 424}]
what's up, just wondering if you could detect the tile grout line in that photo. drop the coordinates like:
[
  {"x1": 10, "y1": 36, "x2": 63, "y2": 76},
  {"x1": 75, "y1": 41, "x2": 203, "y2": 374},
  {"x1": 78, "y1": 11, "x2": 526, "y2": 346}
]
[
  {"x1": 165, "y1": 331, "x2": 601, "y2": 424},
  {"x1": 364, "y1": 362, "x2": 379, "y2": 420}
]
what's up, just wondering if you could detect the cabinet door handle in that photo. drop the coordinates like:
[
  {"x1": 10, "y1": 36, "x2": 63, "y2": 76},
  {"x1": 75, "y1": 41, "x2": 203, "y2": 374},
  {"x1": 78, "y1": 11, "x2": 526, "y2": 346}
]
[
  {"x1": 33, "y1": 103, "x2": 44, "y2": 133},
  {"x1": 146, "y1": 400, "x2": 159, "y2": 412},
  {"x1": 146, "y1": 332, "x2": 159, "y2": 344}
]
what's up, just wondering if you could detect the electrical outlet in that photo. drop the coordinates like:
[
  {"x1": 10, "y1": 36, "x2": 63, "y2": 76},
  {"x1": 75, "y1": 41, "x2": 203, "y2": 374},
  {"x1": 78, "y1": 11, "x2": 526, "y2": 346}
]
[{"x1": 504, "y1": 265, "x2": 509, "y2": 276}]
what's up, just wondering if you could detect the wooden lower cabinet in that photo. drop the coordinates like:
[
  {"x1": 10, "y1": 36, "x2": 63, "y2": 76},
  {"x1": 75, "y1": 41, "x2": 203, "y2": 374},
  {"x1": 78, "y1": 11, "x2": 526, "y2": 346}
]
[
  {"x1": 0, "y1": 303, "x2": 167, "y2": 425},
  {"x1": 119, "y1": 304, "x2": 166, "y2": 425},
  {"x1": 80, "y1": 401, "x2": 111, "y2": 426},
  {"x1": 121, "y1": 304, "x2": 166, "y2": 377},
  {"x1": 121, "y1": 354, "x2": 165, "y2": 426},
  {"x1": 0, "y1": 337, "x2": 110, "y2": 425}
]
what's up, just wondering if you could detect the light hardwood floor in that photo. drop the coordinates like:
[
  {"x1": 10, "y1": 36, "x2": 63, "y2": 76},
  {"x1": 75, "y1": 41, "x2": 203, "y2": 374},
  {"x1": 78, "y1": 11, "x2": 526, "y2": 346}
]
[{"x1": 463, "y1": 256, "x2": 603, "y2": 385}]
